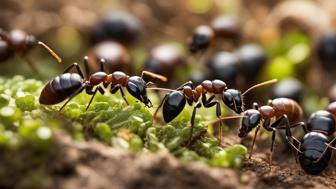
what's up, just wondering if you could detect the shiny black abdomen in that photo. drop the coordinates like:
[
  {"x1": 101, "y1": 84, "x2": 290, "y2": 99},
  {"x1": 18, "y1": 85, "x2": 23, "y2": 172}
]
[
  {"x1": 307, "y1": 110, "x2": 335, "y2": 136},
  {"x1": 298, "y1": 132, "x2": 331, "y2": 175},
  {"x1": 163, "y1": 91, "x2": 186, "y2": 123},
  {"x1": 39, "y1": 73, "x2": 83, "y2": 105}
]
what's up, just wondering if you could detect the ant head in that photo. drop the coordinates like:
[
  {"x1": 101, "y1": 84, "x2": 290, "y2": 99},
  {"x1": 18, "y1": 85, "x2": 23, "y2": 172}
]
[
  {"x1": 238, "y1": 109, "x2": 261, "y2": 137},
  {"x1": 222, "y1": 89, "x2": 243, "y2": 113},
  {"x1": 307, "y1": 110, "x2": 335, "y2": 136},
  {"x1": 126, "y1": 76, "x2": 151, "y2": 107}
]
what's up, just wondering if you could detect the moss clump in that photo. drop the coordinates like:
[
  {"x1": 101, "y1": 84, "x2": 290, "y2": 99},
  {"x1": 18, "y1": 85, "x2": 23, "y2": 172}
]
[{"x1": 0, "y1": 76, "x2": 247, "y2": 171}]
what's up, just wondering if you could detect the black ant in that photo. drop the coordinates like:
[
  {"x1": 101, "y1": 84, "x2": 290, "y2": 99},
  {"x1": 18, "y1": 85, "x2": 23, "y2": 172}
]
[
  {"x1": 150, "y1": 79, "x2": 277, "y2": 143},
  {"x1": 0, "y1": 28, "x2": 62, "y2": 73},
  {"x1": 285, "y1": 102, "x2": 336, "y2": 174},
  {"x1": 90, "y1": 11, "x2": 142, "y2": 46},
  {"x1": 189, "y1": 15, "x2": 241, "y2": 53},
  {"x1": 238, "y1": 98, "x2": 304, "y2": 164},
  {"x1": 189, "y1": 25, "x2": 215, "y2": 54},
  {"x1": 39, "y1": 56, "x2": 167, "y2": 111}
]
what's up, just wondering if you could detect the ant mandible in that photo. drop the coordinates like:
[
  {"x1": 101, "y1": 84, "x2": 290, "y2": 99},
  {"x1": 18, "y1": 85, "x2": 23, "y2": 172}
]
[
  {"x1": 238, "y1": 98, "x2": 304, "y2": 164},
  {"x1": 150, "y1": 79, "x2": 277, "y2": 143},
  {"x1": 39, "y1": 56, "x2": 167, "y2": 111},
  {"x1": 0, "y1": 29, "x2": 62, "y2": 72},
  {"x1": 285, "y1": 102, "x2": 336, "y2": 174}
]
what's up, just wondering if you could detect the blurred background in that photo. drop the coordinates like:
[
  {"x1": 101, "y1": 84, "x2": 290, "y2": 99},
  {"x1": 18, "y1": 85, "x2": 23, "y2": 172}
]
[{"x1": 1, "y1": 0, "x2": 336, "y2": 114}]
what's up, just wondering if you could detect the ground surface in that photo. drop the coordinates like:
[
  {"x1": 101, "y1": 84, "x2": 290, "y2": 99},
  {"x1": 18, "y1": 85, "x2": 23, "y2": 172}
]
[{"x1": 10, "y1": 133, "x2": 334, "y2": 189}]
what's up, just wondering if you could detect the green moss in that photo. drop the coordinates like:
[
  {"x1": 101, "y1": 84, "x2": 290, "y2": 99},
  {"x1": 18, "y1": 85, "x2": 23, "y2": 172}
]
[{"x1": 0, "y1": 75, "x2": 247, "y2": 169}]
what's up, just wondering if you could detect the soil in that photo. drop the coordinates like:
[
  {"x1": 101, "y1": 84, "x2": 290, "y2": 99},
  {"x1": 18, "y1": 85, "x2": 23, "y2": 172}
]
[{"x1": 1, "y1": 132, "x2": 336, "y2": 189}]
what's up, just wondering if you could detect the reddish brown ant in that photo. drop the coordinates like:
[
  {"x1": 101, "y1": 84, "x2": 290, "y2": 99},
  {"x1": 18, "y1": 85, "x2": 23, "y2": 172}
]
[
  {"x1": 0, "y1": 29, "x2": 62, "y2": 73},
  {"x1": 238, "y1": 98, "x2": 304, "y2": 164},
  {"x1": 149, "y1": 79, "x2": 277, "y2": 143},
  {"x1": 39, "y1": 56, "x2": 167, "y2": 111}
]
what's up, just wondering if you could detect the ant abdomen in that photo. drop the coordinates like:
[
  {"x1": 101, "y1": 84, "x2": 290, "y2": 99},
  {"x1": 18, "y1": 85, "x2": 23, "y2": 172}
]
[
  {"x1": 163, "y1": 91, "x2": 186, "y2": 123},
  {"x1": 299, "y1": 132, "x2": 332, "y2": 175},
  {"x1": 307, "y1": 110, "x2": 335, "y2": 135},
  {"x1": 39, "y1": 73, "x2": 83, "y2": 105}
]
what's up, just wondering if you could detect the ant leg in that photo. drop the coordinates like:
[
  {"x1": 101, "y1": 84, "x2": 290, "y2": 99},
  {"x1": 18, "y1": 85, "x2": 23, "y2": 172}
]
[
  {"x1": 188, "y1": 101, "x2": 202, "y2": 143},
  {"x1": 100, "y1": 59, "x2": 105, "y2": 72},
  {"x1": 201, "y1": 92, "x2": 215, "y2": 106},
  {"x1": 110, "y1": 85, "x2": 129, "y2": 105},
  {"x1": 281, "y1": 117, "x2": 303, "y2": 162},
  {"x1": 83, "y1": 56, "x2": 90, "y2": 79},
  {"x1": 63, "y1": 63, "x2": 85, "y2": 79},
  {"x1": 176, "y1": 81, "x2": 193, "y2": 90},
  {"x1": 249, "y1": 125, "x2": 260, "y2": 159},
  {"x1": 59, "y1": 85, "x2": 86, "y2": 111},
  {"x1": 118, "y1": 87, "x2": 129, "y2": 105},
  {"x1": 153, "y1": 93, "x2": 169, "y2": 120},
  {"x1": 269, "y1": 128, "x2": 277, "y2": 165},
  {"x1": 215, "y1": 100, "x2": 223, "y2": 144},
  {"x1": 86, "y1": 86, "x2": 105, "y2": 110},
  {"x1": 202, "y1": 96, "x2": 223, "y2": 143},
  {"x1": 314, "y1": 137, "x2": 336, "y2": 163}
]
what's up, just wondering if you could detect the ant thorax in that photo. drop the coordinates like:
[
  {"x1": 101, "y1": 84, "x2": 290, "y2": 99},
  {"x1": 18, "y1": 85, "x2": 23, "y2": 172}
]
[{"x1": 259, "y1": 105, "x2": 275, "y2": 119}]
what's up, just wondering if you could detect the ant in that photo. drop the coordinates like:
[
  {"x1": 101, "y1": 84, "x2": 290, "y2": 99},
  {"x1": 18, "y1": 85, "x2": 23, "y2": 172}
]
[
  {"x1": 150, "y1": 79, "x2": 277, "y2": 143},
  {"x1": 238, "y1": 97, "x2": 304, "y2": 164},
  {"x1": 39, "y1": 56, "x2": 167, "y2": 111},
  {"x1": 90, "y1": 11, "x2": 142, "y2": 46},
  {"x1": 189, "y1": 15, "x2": 241, "y2": 53},
  {"x1": 285, "y1": 102, "x2": 336, "y2": 174},
  {"x1": 189, "y1": 25, "x2": 215, "y2": 54},
  {"x1": 87, "y1": 41, "x2": 131, "y2": 74},
  {"x1": 0, "y1": 28, "x2": 62, "y2": 73},
  {"x1": 143, "y1": 44, "x2": 186, "y2": 85}
]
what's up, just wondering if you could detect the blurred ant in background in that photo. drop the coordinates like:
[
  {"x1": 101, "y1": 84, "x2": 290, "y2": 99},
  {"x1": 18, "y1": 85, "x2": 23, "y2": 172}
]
[
  {"x1": 39, "y1": 56, "x2": 167, "y2": 111},
  {"x1": 143, "y1": 44, "x2": 186, "y2": 86},
  {"x1": 189, "y1": 15, "x2": 242, "y2": 54},
  {"x1": 89, "y1": 11, "x2": 142, "y2": 46},
  {"x1": 238, "y1": 97, "x2": 304, "y2": 165},
  {"x1": 0, "y1": 28, "x2": 61, "y2": 74},
  {"x1": 150, "y1": 79, "x2": 277, "y2": 144},
  {"x1": 87, "y1": 41, "x2": 132, "y2": 75}
]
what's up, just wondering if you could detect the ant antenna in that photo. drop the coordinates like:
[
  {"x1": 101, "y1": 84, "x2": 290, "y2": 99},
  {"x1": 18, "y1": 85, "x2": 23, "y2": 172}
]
[
  {"x1": 83, "y1": 56, "x2": 90, "y2": 79},
  {"x1": 37, "y1": 41, "x2": 62, "y2": 63},
  {"x1": 141, "y1": 71, "x2": 168, "y2": 82},
  {"x1": 205, "y1": 115, "x2": 247, "y2": 125},
  {"x1": 147, "y1": 87, "x2": 175, "y2": 92},
  {"x1": 100, "y1": 58, "x2": 106, "y2": 72},
  {"x1": 242, "y1": 79, "x2": 278, "y2": 96}
]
